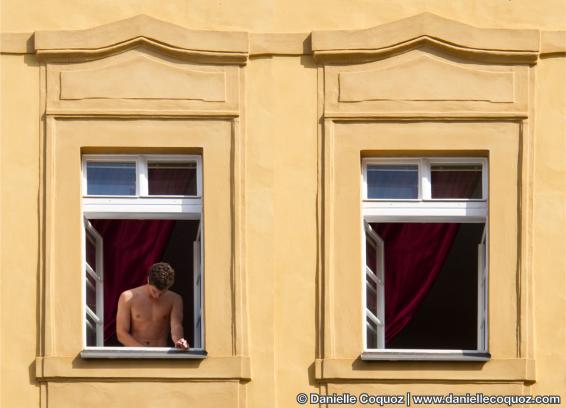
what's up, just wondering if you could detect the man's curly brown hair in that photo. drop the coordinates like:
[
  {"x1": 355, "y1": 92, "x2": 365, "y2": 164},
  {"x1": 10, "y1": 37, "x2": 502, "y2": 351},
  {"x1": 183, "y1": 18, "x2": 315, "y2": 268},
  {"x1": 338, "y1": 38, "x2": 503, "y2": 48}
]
[{"x1": 148, "y1": 262, "x2": 175, "y2": 290}]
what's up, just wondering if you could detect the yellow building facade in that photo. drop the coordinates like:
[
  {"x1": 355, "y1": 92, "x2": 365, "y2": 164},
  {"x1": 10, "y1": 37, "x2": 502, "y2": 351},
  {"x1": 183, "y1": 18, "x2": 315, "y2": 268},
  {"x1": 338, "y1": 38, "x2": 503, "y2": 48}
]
[{"x1": 1, "y1": 2, "x2": 565, "y2": 407}]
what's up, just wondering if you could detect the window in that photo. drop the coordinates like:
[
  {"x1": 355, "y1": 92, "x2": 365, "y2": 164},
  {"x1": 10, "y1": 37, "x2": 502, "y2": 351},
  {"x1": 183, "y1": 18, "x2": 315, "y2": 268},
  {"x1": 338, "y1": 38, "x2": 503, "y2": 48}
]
[
  {"x1": 361, "y1": 157, "x2": 488, "y2": 361},
  {"x1": 81, "y1": 154, "x2": 205, "y2": 358}
]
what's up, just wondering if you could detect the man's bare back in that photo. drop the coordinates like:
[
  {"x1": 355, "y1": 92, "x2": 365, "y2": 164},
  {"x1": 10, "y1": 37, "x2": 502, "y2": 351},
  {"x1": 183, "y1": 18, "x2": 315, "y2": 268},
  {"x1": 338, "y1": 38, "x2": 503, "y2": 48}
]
[{"x1": 116, "y1": 283, "x2": 188, "y2": 349}]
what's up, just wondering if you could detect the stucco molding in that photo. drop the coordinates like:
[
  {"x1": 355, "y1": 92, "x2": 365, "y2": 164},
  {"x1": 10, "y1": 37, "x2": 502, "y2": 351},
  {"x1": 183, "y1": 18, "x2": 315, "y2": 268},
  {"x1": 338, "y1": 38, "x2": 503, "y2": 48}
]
[
  {"x1": 338, "y1": 54, "x2": 515, "y2": 103},
  {"x1": 322, "y1": 48, "x2": 529, "y2": 117},
  {"x1": 35, "y1": 355, "x2": 251, "y2": 380},
  {"x1": 2, "y1": 19, "x2": 564, "y2": 59},
  {"x1": 0, "y1": 30, "x2": 310, "y2": 57},
  {"x1": 1, "y1": 30, "x2": 311, "y2": 56},
  {"x1": 323, "y1": 112, "x2": 529, "y2": 120},
  {"x1": 45, "y1": 48, "x2": 241, "y2": 115},
  {"x1": 59, "y1": 54, "x2": 227, "y2": 101},
  {"x1": 0, "y1": 32, "x2": 34, "y2": 54},
  {"x1": 540, "y1": 31, "x2": 566, "y2": 56},
  {"x1": 40, "y1": 117, "x2": 249, "y2": 380},
  {"x1": 319, "y1": 120, "x2": 529, "y2": 376},
  {"x1": 33, "y1": 15, "x2": 249, "y2": 63},
  {"x1": 249, "y1": 32, "x2": 311, "y2": 56},
  {"x1": 311, "y1": 13, "x2": 541, "y2": 63},
  {"x1": 314, "y1": 358, "x2": 535, "y2": 382}
]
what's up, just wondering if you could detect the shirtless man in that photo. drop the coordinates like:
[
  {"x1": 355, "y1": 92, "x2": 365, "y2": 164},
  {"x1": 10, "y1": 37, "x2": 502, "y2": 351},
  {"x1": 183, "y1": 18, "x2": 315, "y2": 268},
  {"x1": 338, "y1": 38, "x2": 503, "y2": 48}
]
[{"x1": 116, "y1": 262, "x2": 189, "y2": 350}]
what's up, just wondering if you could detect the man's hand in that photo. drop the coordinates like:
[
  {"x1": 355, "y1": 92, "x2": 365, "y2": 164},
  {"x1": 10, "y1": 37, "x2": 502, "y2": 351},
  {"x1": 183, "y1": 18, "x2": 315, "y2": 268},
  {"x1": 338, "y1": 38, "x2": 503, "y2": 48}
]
[
  {"x1": 170, "y1": 294, "x2": 188, "y2": 350},
  {"x1": 174, "y1": 338, "x2": 189, "y2": 350}
]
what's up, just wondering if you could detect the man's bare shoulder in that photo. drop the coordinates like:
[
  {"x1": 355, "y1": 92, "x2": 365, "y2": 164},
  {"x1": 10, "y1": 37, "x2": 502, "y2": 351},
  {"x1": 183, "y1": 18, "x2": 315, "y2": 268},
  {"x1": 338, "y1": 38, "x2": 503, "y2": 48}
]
[
  {"x1": 120, "y1": 286, "x2": 145, "y2": 301},
  {"x1": 164, "y1": 290, "x2": 182, "y2": 302}
]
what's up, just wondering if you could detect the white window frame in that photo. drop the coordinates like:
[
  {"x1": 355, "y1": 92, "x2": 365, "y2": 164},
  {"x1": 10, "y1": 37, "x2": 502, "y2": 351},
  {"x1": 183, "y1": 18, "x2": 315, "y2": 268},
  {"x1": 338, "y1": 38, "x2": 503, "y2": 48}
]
[
  {"x1": 82, "y1": 153, "x2": 202, "y2": 196},
  {"x1": 362, "y1": 157, "x2": 487, "y2": 202},
  {"x1": 83, "y1": 219, "x2": 104, "y2": 347},
  {"x1": 80, "y1": 154, "x2": 206, "y2": 359},
  {"x1": 360, "y1": 157, "x2": 489, "y2": 361},
  {"x1": 363, "y1": 221, "x2": 385, "y2": 349},
  {"x1": 193, "y1": 222, "x2": 204, "y2": 349}
]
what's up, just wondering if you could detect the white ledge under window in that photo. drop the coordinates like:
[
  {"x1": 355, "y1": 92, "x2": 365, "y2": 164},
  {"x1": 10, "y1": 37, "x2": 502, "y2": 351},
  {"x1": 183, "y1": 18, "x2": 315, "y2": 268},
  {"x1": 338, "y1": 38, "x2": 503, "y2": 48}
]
[
  {"x1": 80, "y1": 347, "x2": 208, "y2": 359},
  {"x1": 361, "y1": 350, "x2": 491, "y2": 362}
]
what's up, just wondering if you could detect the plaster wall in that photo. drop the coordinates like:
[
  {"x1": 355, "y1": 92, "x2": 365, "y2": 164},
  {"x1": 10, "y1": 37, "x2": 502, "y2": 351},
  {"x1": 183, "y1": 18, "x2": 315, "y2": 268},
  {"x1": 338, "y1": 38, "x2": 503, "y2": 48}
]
[
  {"x1": 0, "y1": 54, "x2": 41, "y2": 408},
  {"x1": 532, "y1": 56, "x2": 566, "y2": 395},
  {"x1": 2, "y1": 0, "x2": 566, "y2": 32},
  {"x1": 245, "y1": 55, "x2": 319, "y2": 408},
  {"x1": 0, "y1": 2, "x2": 565, "y2": 407}
]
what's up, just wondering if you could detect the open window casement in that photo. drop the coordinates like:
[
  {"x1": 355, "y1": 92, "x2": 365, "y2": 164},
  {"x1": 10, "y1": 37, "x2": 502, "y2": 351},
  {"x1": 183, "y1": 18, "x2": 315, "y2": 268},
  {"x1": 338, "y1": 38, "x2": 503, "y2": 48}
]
[
  {"x1": 80, "y1": 154, "x2": 206, "y2": 359},
  {"x1": 361, "y1": 157, "x2": 489, "y2": 361},
  {"x1": 364, "y1": 220, "x2": 385, "y2": 349},
  {"x1": 477, "y1": 225, "x2": 488, "y2": 352},
  {"x1": 193, "y1": 221, "x2": 203, "y2": 350},
  {"x1": 83, "y1": 218, "x2": 104, "y2": 347}
]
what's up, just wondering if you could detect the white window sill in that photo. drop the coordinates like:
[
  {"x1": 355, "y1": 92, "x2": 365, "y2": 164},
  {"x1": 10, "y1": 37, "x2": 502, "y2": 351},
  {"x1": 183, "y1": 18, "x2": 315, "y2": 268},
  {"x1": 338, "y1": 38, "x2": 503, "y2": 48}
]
[
  {"x1": 36, "y1": 355, "x2": 251, "y2": 380},
  {"x1": 315, "y1": 357, "x2": 534, "y2": 382},
  {"x1": 80, "y1": 347, "x2": 207, "y2": 359},
  {"x1": 361, "y1": 350, "x2": 491, "y2": 362}
]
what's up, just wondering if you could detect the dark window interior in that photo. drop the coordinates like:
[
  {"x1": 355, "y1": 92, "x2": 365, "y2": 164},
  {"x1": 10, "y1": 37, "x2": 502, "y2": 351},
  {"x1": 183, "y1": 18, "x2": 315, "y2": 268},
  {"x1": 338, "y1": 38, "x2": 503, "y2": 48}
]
[
  {"x1": 161, "y1": 220, "x2": 200, "y2": 347},
  {"x1": 99, "y1": 219, "x2": 200, "y2": 347},
  {"x1": 387, "y1": 223, "x2": 484, "y2": 350}
]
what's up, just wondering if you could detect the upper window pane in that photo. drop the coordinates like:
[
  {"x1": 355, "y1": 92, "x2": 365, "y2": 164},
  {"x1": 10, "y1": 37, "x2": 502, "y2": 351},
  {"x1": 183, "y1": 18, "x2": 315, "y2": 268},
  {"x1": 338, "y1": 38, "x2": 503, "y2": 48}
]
[
  {"x1": 366, "y1": 165, "x2": 418, "y2": 199},
  {"x1": 148, "y1": 162, "x2": 197, "y2": 196},
  {"x1": 431, "y1": 164, "x2": 482, "y2": 199},
  {"x1": 86, "y1": 162, "x2": 136, "y2": 196}
]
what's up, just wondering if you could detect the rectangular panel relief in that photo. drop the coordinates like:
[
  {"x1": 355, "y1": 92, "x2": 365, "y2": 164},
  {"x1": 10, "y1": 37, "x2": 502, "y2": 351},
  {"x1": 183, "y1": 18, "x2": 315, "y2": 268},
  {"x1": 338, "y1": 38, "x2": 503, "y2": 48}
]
[
  {"x1": 324, "y1": 49, "x2": 528, "y2": 116},
  {"x1": 47, "y1": 48, "x2": 239, "y2": 114}
]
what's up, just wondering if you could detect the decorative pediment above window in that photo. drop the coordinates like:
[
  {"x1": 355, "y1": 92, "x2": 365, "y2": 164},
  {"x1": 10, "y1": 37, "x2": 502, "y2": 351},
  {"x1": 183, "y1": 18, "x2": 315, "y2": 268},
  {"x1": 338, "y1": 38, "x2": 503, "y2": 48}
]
[
  {"x1": 312, "y1": 13, "x2": 540, "y2": 64},
  {"x1": 38, "y1": 16, "x2": 247, "y2": 116},
  {"x1": 60, "y1": 53, "x2": 227, "y2": 102},
  {"x1": 338, "y1": 54, "x2": 515, "y2": 103},
  {"x1": 34, "y1": 14, "x2": 249, "y2": 64},
  {"x1": 314, "y1": 13, "x2": 537, "y2": 118}
]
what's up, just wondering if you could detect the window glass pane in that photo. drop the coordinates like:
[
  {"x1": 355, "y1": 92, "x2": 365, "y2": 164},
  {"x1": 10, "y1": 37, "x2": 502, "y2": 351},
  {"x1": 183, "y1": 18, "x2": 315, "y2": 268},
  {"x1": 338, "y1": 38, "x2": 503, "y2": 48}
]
[
  {"x1": 86, "y1": 273, "x2": 96, "y2": 312},
  {"x1": 365, "y1": 237, "x2": 378, "y2": 317},
  {"x1": 86, "y1": 315, "x2": 97, "y2": 347},
  {"x1": 366, "y1": 278, "x2": 377, "y2": 315},
  {"x1": 86, "y1": 162, "x2": 136, "y2": 196},
  {"x1": 366, "y1": 318, "x2": 378, "y2": 349},
  {"x1": 366, "y1": 238, "x2": 377, "y2": 273},
  {"x1": 366, "y1": 230, "x2": 384, "y2": 349},
  {"x1": 431, "y1": 164, "x2": 482, "y2": 199},
  {"x1": 148, "y1": 162, "x2": 197, "y2": 196},
  {"x1": 86, "y1": 233, "x2": 96, "y2": 270},
  {"x1": 367, "y1": 165, "x2": 418, "y2": 199}
]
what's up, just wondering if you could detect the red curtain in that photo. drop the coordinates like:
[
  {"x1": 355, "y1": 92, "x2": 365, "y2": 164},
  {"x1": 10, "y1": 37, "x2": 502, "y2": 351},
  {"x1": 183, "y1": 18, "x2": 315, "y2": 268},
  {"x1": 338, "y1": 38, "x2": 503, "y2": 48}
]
[
  {"x1": 371, "y1": 223, "x2": 460, "y2": 344},
  {"x1": 91, "y1": 219, "x2": 175, "y2": 343}
]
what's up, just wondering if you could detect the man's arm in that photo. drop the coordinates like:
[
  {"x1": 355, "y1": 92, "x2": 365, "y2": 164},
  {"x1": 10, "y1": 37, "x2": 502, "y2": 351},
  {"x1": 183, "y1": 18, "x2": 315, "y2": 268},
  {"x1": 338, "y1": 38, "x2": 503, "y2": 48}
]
[
  {"x1": 170, "y1": 294, "x2": 189, "y2": 350},
  {"x1": 116, "y1": 291, "x2": 144, "y2": 347}
]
